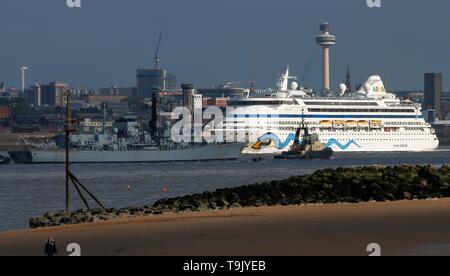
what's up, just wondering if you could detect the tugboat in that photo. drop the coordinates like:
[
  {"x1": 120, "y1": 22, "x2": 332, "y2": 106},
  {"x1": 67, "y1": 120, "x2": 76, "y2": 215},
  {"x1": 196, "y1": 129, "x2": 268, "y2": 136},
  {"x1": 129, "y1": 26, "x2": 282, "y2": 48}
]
[
  {"x1": 0, "y1": 154, "x2": 11, "y2": 165},
  {"x1": 275, "y1": 116, "x2": 333, "y2": 160}
]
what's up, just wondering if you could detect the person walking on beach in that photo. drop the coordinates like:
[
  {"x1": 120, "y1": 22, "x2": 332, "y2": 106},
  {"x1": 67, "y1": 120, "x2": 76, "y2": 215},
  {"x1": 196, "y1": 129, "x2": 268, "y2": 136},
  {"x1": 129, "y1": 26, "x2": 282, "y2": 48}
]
[{"x1": 44, "y1": 237, "x2": 58, "y2": 256}]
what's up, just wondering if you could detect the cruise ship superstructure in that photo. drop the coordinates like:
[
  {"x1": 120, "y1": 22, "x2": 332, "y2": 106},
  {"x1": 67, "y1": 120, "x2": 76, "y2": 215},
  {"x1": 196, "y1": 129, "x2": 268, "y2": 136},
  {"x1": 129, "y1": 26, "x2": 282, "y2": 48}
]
[{"x1": 226, "y1": 68, "x2": 439, "y2": 153}]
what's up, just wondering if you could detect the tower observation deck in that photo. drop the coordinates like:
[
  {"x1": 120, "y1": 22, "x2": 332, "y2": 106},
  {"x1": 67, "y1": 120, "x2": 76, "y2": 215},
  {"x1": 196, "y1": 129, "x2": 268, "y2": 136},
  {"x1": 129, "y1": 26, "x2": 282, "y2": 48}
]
[{"x1": 316, "y1": 23, "x2": 336, "y2": 91}]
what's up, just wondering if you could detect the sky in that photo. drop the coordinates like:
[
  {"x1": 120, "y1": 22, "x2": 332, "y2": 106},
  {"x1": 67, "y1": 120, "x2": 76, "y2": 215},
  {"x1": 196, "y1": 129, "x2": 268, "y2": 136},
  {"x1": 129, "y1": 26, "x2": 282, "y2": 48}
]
[{"x1": 0, "y1": 0, "x2": 449, "y2": 91}]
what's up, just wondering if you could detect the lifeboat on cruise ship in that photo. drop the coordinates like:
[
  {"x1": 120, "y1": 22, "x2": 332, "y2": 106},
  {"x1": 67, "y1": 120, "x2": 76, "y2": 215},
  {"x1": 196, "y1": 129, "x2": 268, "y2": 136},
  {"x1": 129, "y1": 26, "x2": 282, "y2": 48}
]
[
  {"x1": 319, "y1": 120, "x2": 333, "y2": 128},
  {"x1": 346, "y1": 120, "x2": 358, "y2": 128},
  {"x1": 358, "y1": 120, "x2": 370, "y2": 128},
  {"x1": 370, "y1": 120, "x2": 383, "y2": 129},
  {"x1": 333, "y1": 120, "x2": 345, "y2": 129}
]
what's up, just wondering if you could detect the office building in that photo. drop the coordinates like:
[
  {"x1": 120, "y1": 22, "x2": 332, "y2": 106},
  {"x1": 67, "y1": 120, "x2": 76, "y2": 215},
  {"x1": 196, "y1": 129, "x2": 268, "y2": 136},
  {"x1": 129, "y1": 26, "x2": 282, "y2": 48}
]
[
  {"x1": 193, "y1": 94, "x2": 203, "y2": 110},
  {"x1": 40, "y1": 82, "x2": 69, "y2": 107},
  {"x1": 424, "y1": 73, "x2": 442, "y2": 119},
  {"x1": 136, "y1": 69, "x2": 176, "y2": 99}
]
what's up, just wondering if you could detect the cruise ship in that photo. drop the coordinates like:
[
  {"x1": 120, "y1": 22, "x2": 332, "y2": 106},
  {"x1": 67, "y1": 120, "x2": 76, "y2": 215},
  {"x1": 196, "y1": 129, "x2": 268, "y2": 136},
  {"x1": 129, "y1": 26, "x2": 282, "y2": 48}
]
[{"x1": 225, "y1": 68, "x2": 439, "y2": 154}]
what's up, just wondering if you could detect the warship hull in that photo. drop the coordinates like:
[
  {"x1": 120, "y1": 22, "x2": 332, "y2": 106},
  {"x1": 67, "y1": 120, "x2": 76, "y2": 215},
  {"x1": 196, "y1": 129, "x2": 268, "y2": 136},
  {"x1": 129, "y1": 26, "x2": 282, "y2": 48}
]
[{"x1": 9, "y1": 143, "x2": 244, "y2": 164}]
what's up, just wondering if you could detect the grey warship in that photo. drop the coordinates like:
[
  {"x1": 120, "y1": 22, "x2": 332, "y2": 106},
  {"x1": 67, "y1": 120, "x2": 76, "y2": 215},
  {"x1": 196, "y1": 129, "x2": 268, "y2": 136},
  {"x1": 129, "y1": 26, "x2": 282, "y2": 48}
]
[{"x1": 9, "y1": 93, "x2": 243, "y2": 164}]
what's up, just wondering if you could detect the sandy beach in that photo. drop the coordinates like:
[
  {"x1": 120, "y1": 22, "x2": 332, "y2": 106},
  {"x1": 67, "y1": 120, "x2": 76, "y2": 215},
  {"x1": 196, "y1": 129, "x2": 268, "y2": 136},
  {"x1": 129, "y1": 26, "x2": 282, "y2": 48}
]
[{"x1": 1, "y1": 199, "x2": 450, "y2": 256}]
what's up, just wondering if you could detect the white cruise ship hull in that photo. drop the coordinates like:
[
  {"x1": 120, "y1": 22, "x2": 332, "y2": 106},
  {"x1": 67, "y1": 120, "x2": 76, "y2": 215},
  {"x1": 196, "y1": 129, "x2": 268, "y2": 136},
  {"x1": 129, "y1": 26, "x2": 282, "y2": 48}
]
[
  {"x1": 9, "y1": 143, "x2": 244, "y2": 163},
  {"x1": 242, "y1": 132, "x2": 439, "y2": 154}
]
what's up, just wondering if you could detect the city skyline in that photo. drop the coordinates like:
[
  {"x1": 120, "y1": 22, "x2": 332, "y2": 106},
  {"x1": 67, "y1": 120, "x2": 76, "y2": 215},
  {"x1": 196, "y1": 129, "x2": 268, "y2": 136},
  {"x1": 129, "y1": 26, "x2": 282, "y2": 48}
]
[{"x1": 1, "y1": 0, "x2": 449, "y2": 91}]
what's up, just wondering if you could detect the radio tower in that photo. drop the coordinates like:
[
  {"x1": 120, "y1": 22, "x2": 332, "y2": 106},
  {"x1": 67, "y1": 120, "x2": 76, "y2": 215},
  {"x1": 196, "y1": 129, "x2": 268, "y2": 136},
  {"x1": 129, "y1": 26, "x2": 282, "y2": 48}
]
[{"x1": 316, "y1": 23, "x2": 336, "y2": 91}]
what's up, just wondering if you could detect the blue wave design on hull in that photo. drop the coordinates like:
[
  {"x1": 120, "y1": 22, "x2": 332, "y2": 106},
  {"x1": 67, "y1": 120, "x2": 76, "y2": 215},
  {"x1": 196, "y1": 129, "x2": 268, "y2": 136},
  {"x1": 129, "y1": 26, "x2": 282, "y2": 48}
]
[
  {"x1": 258, "y1": 133, "x2": 297, "y2": 149},
  {"x1": 324, "y1": 138, "x2": 362, "y2": 150},
  {"x1": 256, "y1": 133, "x2": 362, "y2": 150}
]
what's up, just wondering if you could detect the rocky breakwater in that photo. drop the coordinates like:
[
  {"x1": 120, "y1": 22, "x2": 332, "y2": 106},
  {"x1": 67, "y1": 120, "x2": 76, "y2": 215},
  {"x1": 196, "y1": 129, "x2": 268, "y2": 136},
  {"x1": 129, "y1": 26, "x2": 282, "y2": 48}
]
[{"x1": 30, "y1": 165, "x2": 450, "y2": 228}]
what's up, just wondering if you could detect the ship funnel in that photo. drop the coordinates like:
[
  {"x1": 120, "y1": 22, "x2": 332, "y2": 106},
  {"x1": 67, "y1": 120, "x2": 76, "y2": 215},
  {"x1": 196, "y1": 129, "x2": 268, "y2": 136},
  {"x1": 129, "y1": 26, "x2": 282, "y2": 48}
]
[{"x1": 364, "y1": 75, "x2": 386, "y2": 94}]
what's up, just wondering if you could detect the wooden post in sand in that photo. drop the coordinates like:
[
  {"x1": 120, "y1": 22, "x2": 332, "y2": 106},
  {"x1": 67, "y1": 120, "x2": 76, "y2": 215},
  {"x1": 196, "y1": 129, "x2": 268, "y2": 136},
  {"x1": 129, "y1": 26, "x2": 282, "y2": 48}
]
[
  {"x1": 65, "y1": 91, "x2": 74, "y2": 212},
  {"x1": 64, "y1": 89, "x2": 105, "y2": 212}
]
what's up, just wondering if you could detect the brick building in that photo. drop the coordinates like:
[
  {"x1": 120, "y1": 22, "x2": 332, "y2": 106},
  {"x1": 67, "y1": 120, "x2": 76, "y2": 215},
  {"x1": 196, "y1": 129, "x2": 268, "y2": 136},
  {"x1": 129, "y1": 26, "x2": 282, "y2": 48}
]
[{"x1": 0, "y1": 106, "x2": 11, "y2": 119}]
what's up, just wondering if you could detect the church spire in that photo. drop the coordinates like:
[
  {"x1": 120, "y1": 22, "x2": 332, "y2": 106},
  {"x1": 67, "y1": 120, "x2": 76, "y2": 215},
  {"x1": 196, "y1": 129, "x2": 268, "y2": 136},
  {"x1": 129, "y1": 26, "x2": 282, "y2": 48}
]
[{"x1": 345, "y1": 66, "x2": 352, "y2": 93}]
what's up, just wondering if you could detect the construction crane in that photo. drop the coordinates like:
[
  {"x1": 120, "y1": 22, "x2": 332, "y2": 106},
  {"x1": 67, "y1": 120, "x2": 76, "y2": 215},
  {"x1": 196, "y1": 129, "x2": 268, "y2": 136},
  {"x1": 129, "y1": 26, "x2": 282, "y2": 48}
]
[
  {"x1": 299, "y1": 50, "x2": 319, "y2": 85},
  {"x1": 154, "y1": 31, "x2": 163, "y2": 69}
]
